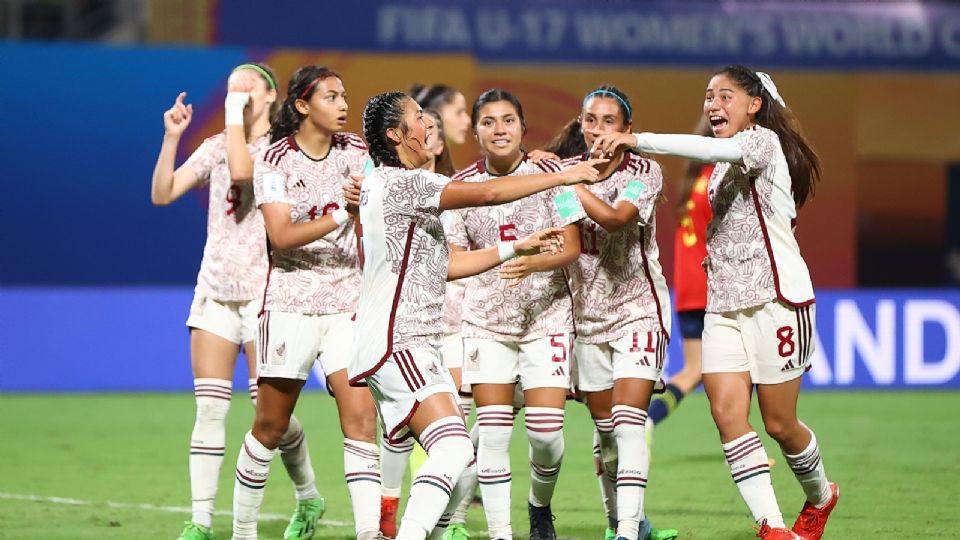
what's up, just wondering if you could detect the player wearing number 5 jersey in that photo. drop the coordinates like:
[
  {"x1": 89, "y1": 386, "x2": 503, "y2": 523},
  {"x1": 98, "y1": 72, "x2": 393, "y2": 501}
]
[
  {"x1": 559, "y1": 86, "x2": 673, "y2": 540},
  {"x1": 350, "y1": 91, "x2": 603, "y2": 540},
  {"x1": 591, "y1": 65, "x2": 838, "y2": 540},
  {"x1": 448, "y1": 89, "x2": 585, "y2": 540},
  {"x1": 150, "y1": 63, "x2": 320, "y2": 540}
]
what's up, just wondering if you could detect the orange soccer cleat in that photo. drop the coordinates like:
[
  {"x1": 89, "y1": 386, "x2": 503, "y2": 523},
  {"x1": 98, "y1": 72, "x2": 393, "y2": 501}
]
[
  {"x1": 380, "y1": 495, "x2": 400, "y2": 538},
  {"x1": 792, "y1": 482, "x2": 840, "y2": 540}
]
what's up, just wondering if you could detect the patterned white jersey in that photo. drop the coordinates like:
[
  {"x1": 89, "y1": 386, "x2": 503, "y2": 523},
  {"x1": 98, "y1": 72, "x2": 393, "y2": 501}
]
[
  {"x1": 253, "y1": 132, "x2": 367, "y2": 315},
  {"x1": 562, "y1": 153, "x2": 672, "y2": 343},
  {"x1": 706, "y1": 126, "x2": 815, "y2": 313},
  {"x1": 349, "y1": 166, "x2": 452, "y2": 383},
  {"x1": 440, "y1": 211, "x2": 467, "y2": 335},
  {"x1": 184, "y1": 132, "x2": 270, "y2": 301},
  {"x1": 448, "y1": 157, "x2": 577, "y2": 341}
]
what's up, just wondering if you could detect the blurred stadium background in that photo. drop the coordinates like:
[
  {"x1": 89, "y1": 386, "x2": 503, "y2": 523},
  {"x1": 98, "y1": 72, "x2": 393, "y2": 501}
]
[{"x1": 1, "y1": 1, "x2": 958, "y2": 538}]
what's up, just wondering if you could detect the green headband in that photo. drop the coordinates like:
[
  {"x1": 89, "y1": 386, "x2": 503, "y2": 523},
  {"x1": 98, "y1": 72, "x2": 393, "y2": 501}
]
[{"x1": 233, "y1": 63, "x2": 276, "y2": 90}]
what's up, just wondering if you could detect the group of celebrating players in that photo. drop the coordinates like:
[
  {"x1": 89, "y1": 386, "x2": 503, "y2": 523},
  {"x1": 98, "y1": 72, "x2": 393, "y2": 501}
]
[{"x1": 151, "y1": 60, "x2": 839, "y2": 540}]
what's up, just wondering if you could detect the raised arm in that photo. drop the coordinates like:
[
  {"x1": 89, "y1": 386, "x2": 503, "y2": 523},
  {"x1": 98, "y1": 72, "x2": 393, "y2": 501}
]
[
  {"x1": 438, "y1": 159, "x2": 606, "y2": 211},
  {"x1": 590, "y1": 131, "x2": 743, "y2": 164},
  {"x1": 151, "y1": 92, "x2": 202, "y2": 205},
  {"x1": 224, "y1": 70, "x2": 259, "y2": 182}
]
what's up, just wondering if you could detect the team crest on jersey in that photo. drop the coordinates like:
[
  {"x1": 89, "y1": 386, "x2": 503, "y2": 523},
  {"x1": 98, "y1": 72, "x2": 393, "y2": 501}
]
[{"x1": 273, "y1": 342, "x2": 286, "y2": 365}]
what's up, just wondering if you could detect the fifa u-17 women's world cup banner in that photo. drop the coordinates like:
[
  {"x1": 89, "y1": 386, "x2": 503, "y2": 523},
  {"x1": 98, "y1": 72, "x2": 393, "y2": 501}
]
[{"x1": 217, "y1": 1, "x2": 960, "y2": 70}]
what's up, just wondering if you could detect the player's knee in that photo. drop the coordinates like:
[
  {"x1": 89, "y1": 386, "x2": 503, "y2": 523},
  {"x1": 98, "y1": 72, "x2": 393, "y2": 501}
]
[
  {"x1": 252, "y1": 413, "x2": 290, "y2": 448},
  {"x1": 195, "y1": 395, "x2": 230, "y2": 423},
  {"x1": 429, "y1": 431, "x2": 474, "y2": 471},
  {"x1": 339, "y1": 407, "x2": 377, "y2": 442},
  {"x1": 478, "y1": 424, "x2": 513, "y2": 451},
  {"x1": 763, "y1": 416, "x2": 801, "y2": 444}
]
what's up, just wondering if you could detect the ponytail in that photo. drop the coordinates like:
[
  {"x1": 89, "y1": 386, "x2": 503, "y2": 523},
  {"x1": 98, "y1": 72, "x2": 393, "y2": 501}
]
[{"x1": 543, "y1": 118, "x2": 588, "y2": 159}]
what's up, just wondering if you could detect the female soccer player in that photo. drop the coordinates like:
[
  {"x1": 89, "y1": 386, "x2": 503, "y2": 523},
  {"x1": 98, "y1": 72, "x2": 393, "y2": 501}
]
[
  {"x1": 646, "y1": 119, "x2": 715, "y2": 435},
  {"x1": 547, "y1": 85, "x2": 674, "y2": 540},
  {"x1": 450, "y1": 89, "x2": 584, "y2": 540},
  {"x1": 591, "y1": 65, "x2": 838, "y2": 540},
  {"x1": 229, "y1": 65, "x2": 380, "y2": 540},
  {"x1": 151, "y1": 63, "x2": 320, "y2": 540},
  {"x1": 350, "y1": 91, "x2": 603, "y2": 540}
]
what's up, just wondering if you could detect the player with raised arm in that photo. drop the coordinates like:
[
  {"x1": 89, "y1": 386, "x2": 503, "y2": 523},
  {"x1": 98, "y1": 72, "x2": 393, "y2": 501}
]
[
  {"x1": 229, "y1": 65, "x2": 380, "y2": 540},
  {"x1": 151, "y1": 63, "x2": 322, "y2": 540},
  {"x1": 350, "y1": 91, "x2": 603, "y2": 540},
  {"x1": 591, "y1": 65, "x2": 838, "y2": 540}
]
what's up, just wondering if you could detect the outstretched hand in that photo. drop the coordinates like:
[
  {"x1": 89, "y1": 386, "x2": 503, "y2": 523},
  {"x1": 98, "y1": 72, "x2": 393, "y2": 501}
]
[
  {"x1": 561, "y1": 158, "x2": 608, "y2": 185},
  {"x1": 163, "y1": 92, "x2": 193, "y2": 136},
  {"x1": 589, "y1": 132, "x2": 635, "y2": 159}
]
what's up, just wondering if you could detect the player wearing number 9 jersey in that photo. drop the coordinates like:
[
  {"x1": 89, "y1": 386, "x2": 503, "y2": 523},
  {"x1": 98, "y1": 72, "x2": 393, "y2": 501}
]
[
  {"x1": 447, "y1": 89, "x2": 586, "y2": 540},
  {"x1": 591, "y1": 66, "x2": 837, "y2": 540},
  {"x1": 151, "y1": 63, "x2": 324, "y2": 540}
]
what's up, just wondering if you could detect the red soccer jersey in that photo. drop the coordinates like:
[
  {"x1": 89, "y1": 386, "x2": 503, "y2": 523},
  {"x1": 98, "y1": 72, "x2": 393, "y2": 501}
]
[{"x1": 673, "y1": 164, "x2": 714, "y2": 312}]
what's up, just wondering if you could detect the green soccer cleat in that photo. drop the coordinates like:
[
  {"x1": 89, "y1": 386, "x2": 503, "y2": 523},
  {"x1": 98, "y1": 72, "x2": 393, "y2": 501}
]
[
  {"x1": 283, "y1": 497, "x2": 326, "y2": 540},
  {"x1": 604, "y1": 526, "x2": 617, "y2": 540},
  {"x1": 441, "y1": 523, "x2": 471, "y2": 540},
  {"x1": 648, "y1": 527, "x2": 680, "y2": 540},
  {"x1": 177, "y1": 521, "x2": 214, "y2": 540}
]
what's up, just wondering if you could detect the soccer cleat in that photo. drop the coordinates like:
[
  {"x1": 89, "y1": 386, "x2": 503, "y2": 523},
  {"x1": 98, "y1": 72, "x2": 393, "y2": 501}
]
[
  {"x1": 755, "y1": 519, "x2": 801, "y2": 539},
  {"x1": 441, "y1": 523, "x2": 471, "y2": 540},
  {"x1": 379, "y1": 496, "x2": 399, "y2": 538},
  {"x1": 528, "y1": 502, "x2": 557, "y2": 540},
  {"x1": 283, "y1": 497, "x2": 325, "y2": 540},
  {"x1": 605, "y1": 527, "x2": 617, "y2": 540},
  {"x1": 792, "y1": 481, "x2": 840, "y2": 540},
  {"x1": 177, "y1": 522, "x2": 214, "y2": 540}
]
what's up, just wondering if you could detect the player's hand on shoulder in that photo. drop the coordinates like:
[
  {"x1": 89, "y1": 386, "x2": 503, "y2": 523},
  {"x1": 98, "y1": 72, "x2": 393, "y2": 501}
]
[
  {"x1": 528, "y1": 149, "x2": 561, "y2": 163},
  {"x1": 163, "y1": 92, "x2": 193, "y2": 136}
]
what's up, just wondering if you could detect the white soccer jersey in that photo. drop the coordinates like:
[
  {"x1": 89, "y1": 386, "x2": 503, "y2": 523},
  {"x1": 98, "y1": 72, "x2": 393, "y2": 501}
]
[
  {"x1": 349, "y1": 166, "x2": 452, "y2": 383},
  {"x1": 706, "y1": 126, "x2": 815, "y2": 313},
  {"x1": 448, "y1": 157, "x2": 577, "y2": 341},
  {"x1": 562, "y1": 152, "x2": 672, "y2": 342},
  {"x1": 184, "y1": 132, "x2": 270, "y2": 301},
  {"x1": 440, "y1": 210, "x2": 467, "y2": 335},
  {"x1": 253, "y1": 132, "x2": 367, "y2": 315}
]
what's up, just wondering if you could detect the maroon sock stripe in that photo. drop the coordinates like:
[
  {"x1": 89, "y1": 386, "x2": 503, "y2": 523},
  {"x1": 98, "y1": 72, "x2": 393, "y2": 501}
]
[
  {"x1": 732, "y1": 463, "x2": 770, "y2": 483},
  {"x1": 526, "y1": 424, "x2": 564, "y2": 433},
  {"x1": 724, "y1": 437, "x2": 763, "y2": 464},
  {"x1": 594, "y1": 419, "x2": 614, "y2": 433},
  {"x1": 382, "y1": 438, "x2": 415, "y2": 452},
  {"x1": 413, "y1": 474, "x2": 453, "y2": 497},
  {"x1": 235, "y1": 468, "x2": 267, "y2": 489},
  {"x1": 478, "y1": 471, "x2": 512, "y2": 485},
  {"x1": 243, "y1": 442, "x2": 272, "y2": 466},
  {"x1": 343, "y1": 442, "x2": 380, "y2": 460},
  {"x1": 723, "y1": 434, "x2": 762, "y2": 457},
  {"x1": 612, "y1": 409, "x2": 648, "y2": 427},
  {"x1": 531, "y1": 462, "x2": 562, "y2": 477},
  {"x1": 345, "y1": 471, "x2": 382, "y2": 484},
  {"x1": 617, "y1": 474, "x2": 648, "y2": 488},
  {"x1": 421, "y1": 426, "x2": 470, "y2": 453}
]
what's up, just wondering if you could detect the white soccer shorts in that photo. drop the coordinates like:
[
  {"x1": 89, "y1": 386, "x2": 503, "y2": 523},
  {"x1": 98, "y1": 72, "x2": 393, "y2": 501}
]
[
  {"x1": 186, "y1": 295, "x2": 259, "y2": 345},
  {"x1": 256, "y1": 311, "x2": 354, "y2": 380},
  {"x1": 462, "y1": 333, "x2": 573, "y2": 390},
  {"x1": 574, "y1": 330, "x2": 668, "y2": 392}
]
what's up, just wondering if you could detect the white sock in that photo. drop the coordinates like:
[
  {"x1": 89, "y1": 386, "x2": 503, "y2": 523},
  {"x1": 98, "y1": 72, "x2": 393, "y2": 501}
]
[
  {"x1": 344, "y1": 439, "x2": 382, "y2": 536},
  {"x1": 381, "y1": 433, "x2": 415, "y2": 498},
  {"x1": 723, "y1": 431, "x2": 783, "y2": 527},
  {"x1": 476, "y1": 405, "x2": 515, "y2": 539},
  {"x1": 233, "y1": 431, "x2": 277, "y2": 538},
  {"x1": 612, "y1": 405, "x2": 649, "y2": 540},
  {"x1": 459, "y1": 397, "x2": 474, "y2": 421},
  {"x1": 189, "y1": 378, "x2": 232, "y2": 528},
  {"x1": 278, "y1": 415, "x2": 318, "y2": 500},
  {"x1": 396, "y1": 417, "x2": 473, "y2": 540},
  {"x1": 450, "y1": 422, "x2": 479, "y2": 525},
  {"x1": 247, "y1": 378, "x2": 258, "y2": 404},
  {"x1": 783, "y1": 426, "x2": 831, "y2": 507},
  {"x1": 593, "y1": 423, "x2": 618, "y2": 529},
  {"x1": 525, "y1": 407, "x2": 565, "y2": 508}
]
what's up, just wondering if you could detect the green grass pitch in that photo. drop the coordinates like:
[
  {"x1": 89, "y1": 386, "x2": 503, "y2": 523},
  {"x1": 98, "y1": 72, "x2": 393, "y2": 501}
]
[{"x1": 1, "y1": 391, "x2": 957, "y2": 539}]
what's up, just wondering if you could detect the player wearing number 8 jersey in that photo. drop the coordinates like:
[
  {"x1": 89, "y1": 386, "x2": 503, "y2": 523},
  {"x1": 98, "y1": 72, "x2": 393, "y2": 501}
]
[{"x1": 591, "y1": 65, "x2": 838, "y2": 540}]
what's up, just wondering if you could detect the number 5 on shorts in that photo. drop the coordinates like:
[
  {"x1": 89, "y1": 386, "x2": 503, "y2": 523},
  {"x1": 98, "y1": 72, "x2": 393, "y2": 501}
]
[{"x1": 549, "y1": 334, "x2": 567, "y2": 363}]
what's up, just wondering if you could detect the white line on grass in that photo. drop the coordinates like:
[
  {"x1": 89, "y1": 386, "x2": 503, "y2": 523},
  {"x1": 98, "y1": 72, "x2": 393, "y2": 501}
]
[{"x1": 0, "y1": 492, "x2": 351, "y2": 527}]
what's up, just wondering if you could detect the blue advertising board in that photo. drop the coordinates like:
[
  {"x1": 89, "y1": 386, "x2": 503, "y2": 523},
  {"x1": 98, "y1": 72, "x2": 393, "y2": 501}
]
[{"x1": 1, "y1": 288, "x2": 956, "y2": 392}]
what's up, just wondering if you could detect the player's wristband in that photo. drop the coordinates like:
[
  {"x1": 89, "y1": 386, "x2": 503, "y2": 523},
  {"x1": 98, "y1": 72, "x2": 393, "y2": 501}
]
[
  {"x1": 224, "y1": 92, "x2": 250, "y2": 126},
  {"x1": 497, "y1": 241, "x2": 517, "y2": 263},
  {"x1": 331, "y1": 208, "x2": 351, "y2": 226}
]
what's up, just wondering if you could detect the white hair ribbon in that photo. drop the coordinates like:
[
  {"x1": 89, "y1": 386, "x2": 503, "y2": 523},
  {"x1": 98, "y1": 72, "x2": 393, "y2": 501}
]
[{"x1": 756, "y1": 71, "x2": 786, "y2": 108}]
